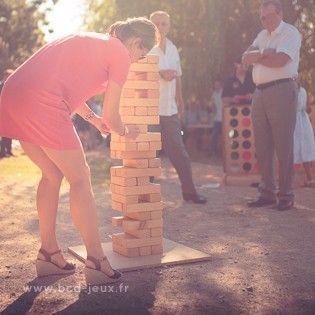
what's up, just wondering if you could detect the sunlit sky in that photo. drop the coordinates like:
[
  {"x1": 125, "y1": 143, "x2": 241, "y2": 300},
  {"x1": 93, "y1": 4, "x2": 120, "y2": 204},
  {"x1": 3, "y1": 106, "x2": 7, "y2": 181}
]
[{"x1": 44, "y1": 0, "x2": 86, "y2": 42}]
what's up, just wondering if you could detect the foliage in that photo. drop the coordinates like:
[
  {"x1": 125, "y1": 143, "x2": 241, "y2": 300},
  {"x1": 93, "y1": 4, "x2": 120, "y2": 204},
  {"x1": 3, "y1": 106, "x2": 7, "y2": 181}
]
[
  {"x1": 85, "y1": 0, "x2": 315, "y2": 103},
  {"x1": 0, "y1": 0, "x2": 54, "y2": 75}
]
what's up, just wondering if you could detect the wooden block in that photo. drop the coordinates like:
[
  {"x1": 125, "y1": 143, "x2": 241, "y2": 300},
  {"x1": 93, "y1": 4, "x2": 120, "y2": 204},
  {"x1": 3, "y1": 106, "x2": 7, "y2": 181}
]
[
  {"x1": 151, "y1": 244, "x2": 163, "y2": 254},
  {"x1": 127, "y1": 72, "x2": 147, "y2": 80},
  {"x1": 150, "y1": 228, "x2": 163, "y2": 237},
  {"x1": 113, "y1": 166, "x2": 161, "y2": 178},
  {"x1": 123, "y1": 159, "x2": 149, "y2": 168},
  {"x1": 124, "y1": 228, "x2": 151, "y2": 239},
  {"x1": 122, "y1": 218, "x2": 163, "y2": 230},
  {"x1": 137, "y1": 177, "x2": 151, "y2": 186},
  {"x1": 147, "y1": 89, "x2": 160, "y2": 98},
  {"x1": 111, "y1": 176, "x2": 137, "y2": 187},
  {"x1": 110, "y1": 142, "x2": 137, "y2": 151},
  {"x1": 114, "y1": 150, "x2": 156, "y2": 159},
  {"x1": 120, "y1": 98, "x2": 159, "y2": 107},
  {"x1": 111, "y1": 193, "x2": 139, "y2": 204},
  {"x1": 147, "y1": 107, "x2": 159, "y2": 116},
  {"x1": 110, "y1": 183, "x2": 160, "y2": 196},
  {"x1": 112, "y1": 233, "x2": 162, "y2": 248},
  {"x1": 151, "y1": 211, "x2": 163, "y2": 219},
  {"x1": 124, "y1": 80, "x2": 159, "y2": 90},
  {"x1": 135, "y1": 107, "x2": 148, "y2": 116},
  {"x1": 139, "y1": 246, "x2": 152, "y2": 256},
  {"x1": 138, "y1": 193, "x2": 161, "y2": 203},
  {"x1": 129, "y1": 63, "x2": 159, "y2": 72},
  {"x1": 126, "y1": 212, "x2": 151, "y2": 220},
  {"x1": 137, "y1": 142, "x2": 150, "y2": 151},
  {"x1": 147, "y1": 72, "x2": 160, "y2": 81},
  {"x1": 112, "y1": 242, "x2": 140, "y2": 257},
  {"x1": 124, "y1": 201, "x2": 164, "y2": 213},
  {"x1": 112, "y1": 200, "x2": 123, "y2": 211},
  {"x1": 112, "y1": 216, "x2": 124, "y2": 227},
  {"x1": 149, "y1": 141, "x2": 162, "y2": 151},
  {"x1": 138, "y1": 55, "x2": 159, "y2": 64},
  {"x1": 119, "y1": 107, "x2": 135, "y2": 116},
  {"x1": 116, "y1": 133, "x2": 161, "y2": 143},
  {"x1": 149, "y1": 158, "x2": 161, "y2": 168},
  {"x1": 121, "y1": 115, "x2": 159, "y2": 125}
]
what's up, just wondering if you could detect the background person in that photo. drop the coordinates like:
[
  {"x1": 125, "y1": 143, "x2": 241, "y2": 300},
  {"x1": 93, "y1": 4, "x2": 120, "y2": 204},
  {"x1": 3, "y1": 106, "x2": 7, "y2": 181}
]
[{"x1": 149, "y1": 10, "x2": 206, "y2": 204}]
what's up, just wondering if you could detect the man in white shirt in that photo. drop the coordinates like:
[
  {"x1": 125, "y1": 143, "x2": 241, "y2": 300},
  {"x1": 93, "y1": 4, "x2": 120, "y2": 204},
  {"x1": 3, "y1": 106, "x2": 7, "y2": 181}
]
[
  {"x1": 209, "y1": 80, "x2": 223, "y2": 156},
  {"x1": 242, "y1": 0, "x2": 301, "y2": 211},
  {"x1": 150, "y1": 11, "x2": 206, "y2": 204}
]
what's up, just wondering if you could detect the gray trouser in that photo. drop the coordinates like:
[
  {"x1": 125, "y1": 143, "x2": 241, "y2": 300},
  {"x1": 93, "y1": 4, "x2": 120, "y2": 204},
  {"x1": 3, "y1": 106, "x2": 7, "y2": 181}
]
[
  {"x1": 159, "y1": 115, "x2": 197, "y2": 194},
  {"x1": 252, "y1": 80, "x2": 298, "y2": 201}
]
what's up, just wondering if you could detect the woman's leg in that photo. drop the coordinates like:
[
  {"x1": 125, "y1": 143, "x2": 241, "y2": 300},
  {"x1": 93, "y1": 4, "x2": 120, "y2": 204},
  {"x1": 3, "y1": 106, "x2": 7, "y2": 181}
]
[
  {"x1": 40, "y1": 146, "x2": 114, "y2": 275},
  {"x1": 20, "y1": 141, "x2": 66, "y2": 267}
]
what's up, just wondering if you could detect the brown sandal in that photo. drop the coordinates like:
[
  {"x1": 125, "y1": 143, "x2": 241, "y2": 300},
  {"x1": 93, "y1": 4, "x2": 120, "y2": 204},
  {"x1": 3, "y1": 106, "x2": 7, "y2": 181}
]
[
  {"x1": 84, "y1": 256, "x2": 122, "y2": 285},
  {"x1": 36, "y1": 248, "x2": 75, "y2": 277}
]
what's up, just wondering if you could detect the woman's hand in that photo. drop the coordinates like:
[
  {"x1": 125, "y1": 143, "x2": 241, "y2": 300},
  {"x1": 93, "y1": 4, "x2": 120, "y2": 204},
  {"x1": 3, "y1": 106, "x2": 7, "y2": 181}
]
[
  {"x1": 91, "y1": 115, "x2": 110, "y2": 136},
  {"x1": 124, "y1": 125, "x2": 140, "y2": 140}
]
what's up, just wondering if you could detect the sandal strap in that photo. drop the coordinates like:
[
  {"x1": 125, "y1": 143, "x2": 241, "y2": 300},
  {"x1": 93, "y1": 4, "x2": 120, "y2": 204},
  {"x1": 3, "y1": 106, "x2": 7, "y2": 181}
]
[
  {"x1": 39, "y1": 248, "x2": 61, "y2": 262},
  {"x1": 86, "y1": 256, "x2": 107, "y2": 271}
]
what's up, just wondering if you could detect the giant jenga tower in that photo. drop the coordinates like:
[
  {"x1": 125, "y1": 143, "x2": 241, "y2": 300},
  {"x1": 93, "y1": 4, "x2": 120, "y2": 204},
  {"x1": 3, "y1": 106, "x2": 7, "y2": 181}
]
[{"x1": 110, "y1": 55, "x2": 164, "y2": 257}]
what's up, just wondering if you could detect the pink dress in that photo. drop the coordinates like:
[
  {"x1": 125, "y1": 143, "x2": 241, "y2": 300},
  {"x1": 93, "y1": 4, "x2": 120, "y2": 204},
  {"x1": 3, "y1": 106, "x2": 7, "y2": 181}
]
[{"x1": 0, "y1": 33, "x2": 130, "y2": 149}]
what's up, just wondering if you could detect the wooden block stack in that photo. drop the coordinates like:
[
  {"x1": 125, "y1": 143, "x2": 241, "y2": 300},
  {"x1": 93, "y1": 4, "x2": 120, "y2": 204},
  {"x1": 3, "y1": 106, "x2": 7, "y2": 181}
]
[{"x1": 110, "y1": 55, "x2": 164, "y2": 257}]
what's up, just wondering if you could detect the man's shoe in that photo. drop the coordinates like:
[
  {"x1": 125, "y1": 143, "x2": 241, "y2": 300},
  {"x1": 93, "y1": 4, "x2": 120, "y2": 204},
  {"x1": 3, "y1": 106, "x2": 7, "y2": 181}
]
[
  {"x1": 183, "y1": 193, "x2": 207, "y2": 204},
  {"x1": 247, "y1": 197, "x2": 276, "y2": 208},
  {"x1": 276, "y1": 200, "x2": 294, "y2": 211}
]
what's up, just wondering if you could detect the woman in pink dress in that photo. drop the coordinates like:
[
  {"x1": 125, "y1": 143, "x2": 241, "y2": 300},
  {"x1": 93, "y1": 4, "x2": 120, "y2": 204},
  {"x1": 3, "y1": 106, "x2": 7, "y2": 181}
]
[{"x1": 0, "y1": 17, "x2": 157, "y2": 285}]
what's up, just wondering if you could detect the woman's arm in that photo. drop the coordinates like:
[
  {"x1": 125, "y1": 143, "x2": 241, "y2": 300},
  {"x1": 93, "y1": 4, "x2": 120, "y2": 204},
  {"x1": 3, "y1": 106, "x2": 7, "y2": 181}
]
[
  {"x1": 102, "y1": 80, "x2": 140, "y2": 138},
  {"x1": 75, "y1": 102, "x2": 110, "y2": 134}
]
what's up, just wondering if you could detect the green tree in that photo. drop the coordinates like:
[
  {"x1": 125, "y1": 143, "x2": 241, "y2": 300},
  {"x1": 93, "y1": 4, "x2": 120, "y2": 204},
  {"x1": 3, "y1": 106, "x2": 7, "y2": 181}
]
[
  {"x1": 0, "y1": 0, "x2": 54, "y2": 75},
  {"x1": 84, "y1": 0, "x2": 315, "y2": 103}
]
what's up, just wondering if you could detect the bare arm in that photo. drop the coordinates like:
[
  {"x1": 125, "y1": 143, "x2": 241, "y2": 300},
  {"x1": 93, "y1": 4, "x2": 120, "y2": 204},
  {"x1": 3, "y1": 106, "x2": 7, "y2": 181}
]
[
  {"x1": 102, "y1": 80, "x2": 125, "y2": 135},
  {"x1": 75, "y1": 102, "x2": 109, "y2": 134},
  {"x1": 257, "y1": 52, "x2": 291, "y2": 68}
]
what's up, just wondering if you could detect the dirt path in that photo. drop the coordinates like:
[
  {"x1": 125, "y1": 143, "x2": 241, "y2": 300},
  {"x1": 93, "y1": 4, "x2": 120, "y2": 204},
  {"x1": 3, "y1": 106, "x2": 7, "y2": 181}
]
[{"x1": 0, "y1": 147, "x2": 314, "y2": 314}]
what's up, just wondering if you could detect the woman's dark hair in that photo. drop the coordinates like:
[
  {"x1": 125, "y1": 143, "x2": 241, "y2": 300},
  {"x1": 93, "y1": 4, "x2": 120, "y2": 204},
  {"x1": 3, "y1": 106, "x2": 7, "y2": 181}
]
[{"x1": 108, "y1": 17, "x2": 157, "y2": 50}]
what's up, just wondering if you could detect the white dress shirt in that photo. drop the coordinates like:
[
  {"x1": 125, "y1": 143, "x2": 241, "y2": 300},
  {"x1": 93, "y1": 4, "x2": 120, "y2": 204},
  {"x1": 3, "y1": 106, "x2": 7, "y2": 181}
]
[
  {"x1": 149, "y1": 38, "x2": 182, "y2": 116},
  {"x1": 251, "y1": 21, "x2": 301, "y2": 85}
]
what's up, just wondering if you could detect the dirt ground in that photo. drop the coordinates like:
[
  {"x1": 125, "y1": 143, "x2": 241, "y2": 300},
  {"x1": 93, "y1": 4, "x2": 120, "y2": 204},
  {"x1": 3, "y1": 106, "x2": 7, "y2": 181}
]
[{"x1": 0, "y1": 145, "x2": 314, "y2": 315}]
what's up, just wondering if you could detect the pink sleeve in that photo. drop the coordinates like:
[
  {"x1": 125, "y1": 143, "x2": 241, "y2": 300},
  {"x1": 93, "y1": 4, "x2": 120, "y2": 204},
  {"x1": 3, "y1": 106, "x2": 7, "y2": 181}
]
[{"x1": 107, "y1": 38, "x2": 131, "y2": 87}]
